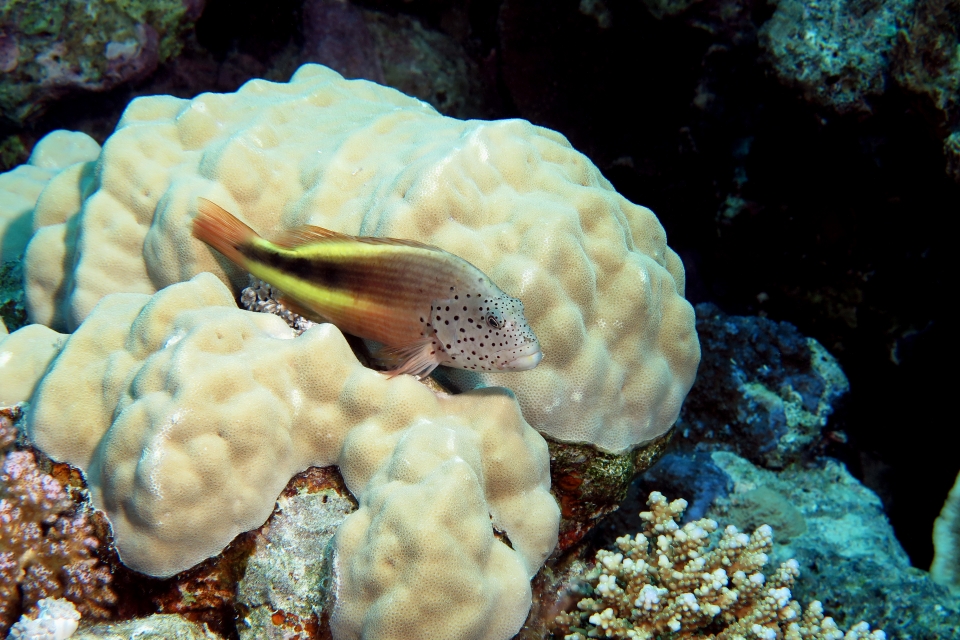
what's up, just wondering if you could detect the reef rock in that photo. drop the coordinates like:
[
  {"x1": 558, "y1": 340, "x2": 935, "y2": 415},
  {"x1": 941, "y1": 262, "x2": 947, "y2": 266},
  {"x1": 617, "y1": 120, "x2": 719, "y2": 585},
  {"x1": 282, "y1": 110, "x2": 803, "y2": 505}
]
[
  {"x1": 674, "y1": 302, "x2": 848, "y2": 468},
  {"x1": 0, "y1": 0, "x2": 203, "y2": 125}
]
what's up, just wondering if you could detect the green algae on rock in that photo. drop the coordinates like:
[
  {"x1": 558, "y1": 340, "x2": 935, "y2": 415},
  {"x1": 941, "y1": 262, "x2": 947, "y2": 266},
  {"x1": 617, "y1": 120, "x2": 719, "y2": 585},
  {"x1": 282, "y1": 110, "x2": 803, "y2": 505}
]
[
  {"x1": 0, "y1": 261, "x2": 26, "y2": 333},
  {"x1": 548, "y1": 431, "x2": 672, "y2": 553},
  {"x1": 237, "y1": 466, "x2": 357, "y2": 640},
  {"x1": 0, "y1": 0, "x2": 203, "y2": 125}
]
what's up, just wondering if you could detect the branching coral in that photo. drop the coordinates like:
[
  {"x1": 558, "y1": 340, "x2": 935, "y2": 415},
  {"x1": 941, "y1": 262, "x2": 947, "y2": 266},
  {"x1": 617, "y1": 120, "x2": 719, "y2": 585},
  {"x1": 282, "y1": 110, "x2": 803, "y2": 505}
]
[
  {"x1": 553, "y1": 492, "x2": 884, "y2": 640},
  {"x1": 0, "y1": 439, "x2": 115, "y2": 636}
]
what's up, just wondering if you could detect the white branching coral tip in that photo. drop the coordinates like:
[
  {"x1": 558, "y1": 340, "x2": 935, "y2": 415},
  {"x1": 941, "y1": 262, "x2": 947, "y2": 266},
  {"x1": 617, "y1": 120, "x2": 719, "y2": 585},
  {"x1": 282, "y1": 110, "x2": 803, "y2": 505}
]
[
  {"x1": 635, "y1": 584, "x2": 664, "y2": 609},
  {"x1": 596, "y1": 573, "x2": 621, "y2": 597},
  {"x1": 551, "y1": 492, "x2": 886, "y2": 640},
  {"x1": 770, "y1": 586, "x2": 793, "y2": 608},
  {"x1": 667, "y1": 615, "x2": 682, "y2": 632},
  {"x1": 588, "y1": 607, "x2": 617, "y2": 629},
  {"x1": 843, "y1": 622, "x2": 887, "y2": 640},
  {"x1": 679, "y1": 592, "x2": 700, "y2": 611},
  {"x1": 602, "y1": 552, "x2": 624, "y2": 571}
]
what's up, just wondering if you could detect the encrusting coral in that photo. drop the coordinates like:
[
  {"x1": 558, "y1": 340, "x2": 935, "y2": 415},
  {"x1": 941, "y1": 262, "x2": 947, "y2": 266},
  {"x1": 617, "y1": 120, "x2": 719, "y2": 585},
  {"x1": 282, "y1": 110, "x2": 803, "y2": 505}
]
[
  {"x1": 7, "y1": 597, "x2": 80, "y2": 640},
  {"x1": 0, "y1": 410, "x2": 115, "y2": 637},
  {"x1": 552, "y1": 492, "x2": 884, "y2": 640}
]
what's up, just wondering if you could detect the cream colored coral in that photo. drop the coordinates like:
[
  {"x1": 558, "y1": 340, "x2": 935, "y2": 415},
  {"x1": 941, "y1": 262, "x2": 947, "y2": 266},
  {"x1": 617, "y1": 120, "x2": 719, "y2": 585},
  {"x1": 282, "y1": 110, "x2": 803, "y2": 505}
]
[
  {"x1": 24, "y1": 273, "x2": 558, "y2": 639},
  {"x1": 23, "y1": 63, "x2": 699, "y2": 452},
  {"x1": 7, "y1": 597, "x2": 80, "y2": 640},
  {"x1": 0, "y1": 131, "x2": 100, "y2": 262},
  {"x1": 931, "y1": 470, "x2": 960, "y2": 594},
  {"x1": 554, "y1": 491, "x2": 885, "y2": 640},
  {"x1": 0, "y1": 324, "x2": 65, "y2": 405}
]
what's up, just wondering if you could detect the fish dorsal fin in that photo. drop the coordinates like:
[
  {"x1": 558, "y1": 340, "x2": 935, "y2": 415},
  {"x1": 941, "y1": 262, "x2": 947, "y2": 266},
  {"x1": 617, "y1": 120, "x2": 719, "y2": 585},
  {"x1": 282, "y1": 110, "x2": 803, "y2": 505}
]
[
  {"x1": 268, "y1": 224, "x2": 444, "y2": 252},
  {"x1": 268, "y1": 225, "x2": 352, "y2": 248}
]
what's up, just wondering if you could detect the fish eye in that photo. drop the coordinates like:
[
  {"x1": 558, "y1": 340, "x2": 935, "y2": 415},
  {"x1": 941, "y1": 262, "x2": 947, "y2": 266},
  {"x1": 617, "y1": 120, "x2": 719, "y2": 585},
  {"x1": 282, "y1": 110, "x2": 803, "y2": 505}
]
[{"x1": 486, "y1": 314, "x2": 502, "y2": 329}]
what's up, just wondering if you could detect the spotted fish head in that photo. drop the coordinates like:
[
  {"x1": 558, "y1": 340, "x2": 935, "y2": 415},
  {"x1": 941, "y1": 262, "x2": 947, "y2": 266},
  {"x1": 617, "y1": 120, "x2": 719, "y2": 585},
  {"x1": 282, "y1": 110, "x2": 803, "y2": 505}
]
[{"x1": 425, "y1": 294, "x2": 542, "y2": 372}]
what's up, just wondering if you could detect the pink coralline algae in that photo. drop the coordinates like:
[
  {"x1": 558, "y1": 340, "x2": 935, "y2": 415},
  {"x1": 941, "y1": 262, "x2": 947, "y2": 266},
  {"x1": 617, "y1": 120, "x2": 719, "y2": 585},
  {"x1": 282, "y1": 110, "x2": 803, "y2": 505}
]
[{"x1": 0, "y1": 443, "x2": 115, "y2": 635}]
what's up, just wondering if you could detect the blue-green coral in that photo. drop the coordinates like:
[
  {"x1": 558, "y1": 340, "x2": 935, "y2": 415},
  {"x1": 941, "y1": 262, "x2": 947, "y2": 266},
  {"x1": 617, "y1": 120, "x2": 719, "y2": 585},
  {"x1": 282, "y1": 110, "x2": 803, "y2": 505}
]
[{"x1": 759, "y1": 0, "x2": 911, "y2": 113}]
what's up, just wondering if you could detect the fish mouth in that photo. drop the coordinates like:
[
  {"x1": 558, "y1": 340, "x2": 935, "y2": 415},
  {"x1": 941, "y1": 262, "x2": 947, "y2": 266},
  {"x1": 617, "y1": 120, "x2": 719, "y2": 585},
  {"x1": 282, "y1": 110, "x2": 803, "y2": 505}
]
[{"x1": 499, "y1": 347, "x2": 543, "y2": 371}]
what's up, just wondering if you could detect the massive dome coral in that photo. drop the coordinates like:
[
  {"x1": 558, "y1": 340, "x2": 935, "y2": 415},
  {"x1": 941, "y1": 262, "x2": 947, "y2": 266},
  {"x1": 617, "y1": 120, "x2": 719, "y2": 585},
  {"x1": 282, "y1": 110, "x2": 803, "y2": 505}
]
[
  {"x1": 22, "y1": 63, "x2": 699, "y2": 452},
  {"x1": 6, "y1": 273, "x2": 558, "y2": 639}
]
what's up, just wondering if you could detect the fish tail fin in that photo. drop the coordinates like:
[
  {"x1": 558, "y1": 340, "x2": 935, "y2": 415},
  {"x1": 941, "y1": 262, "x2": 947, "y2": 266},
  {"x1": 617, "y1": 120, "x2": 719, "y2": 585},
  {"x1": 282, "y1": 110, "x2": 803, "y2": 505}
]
[{"x1": 193, "y1": 198, "x2": 259, "y2": 267}]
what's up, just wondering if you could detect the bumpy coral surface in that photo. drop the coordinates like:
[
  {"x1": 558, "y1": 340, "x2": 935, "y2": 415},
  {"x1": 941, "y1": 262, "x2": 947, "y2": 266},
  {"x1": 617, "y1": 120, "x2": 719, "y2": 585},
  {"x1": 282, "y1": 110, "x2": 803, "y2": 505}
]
[
  {"x1": 21, "y1": 272, "x2": 558, "y2": 639},
  {"x1": 0, "y1": 130, "x2": 100, "y2": 262},
  {"x1": 0, "y1": 446, "x2": 115, "y2": 636},
  {"x1": 553, "y1": 492, "x2": 884, "y2": 639},
  {"x1": 0, "y1": 323, "x2": 64, "y2": 406},
  {"x1": 22, "y1": 63, "x2": 699, "y2": 452}
]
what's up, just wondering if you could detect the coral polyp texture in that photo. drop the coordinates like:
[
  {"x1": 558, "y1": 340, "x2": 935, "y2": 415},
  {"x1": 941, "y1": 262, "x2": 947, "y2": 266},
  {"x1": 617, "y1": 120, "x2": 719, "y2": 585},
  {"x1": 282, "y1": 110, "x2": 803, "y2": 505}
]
[
  {"x1": 22, "y1": 63, "x2": 699, "y2": 452},
  {"x1": 0, "y1": 130, "x2": 100, "y2": 262},
  {"x1": 0, "y1": 445, "x2": 115, "y2": 636},
  {"x1": 552, "y1": 492, "x2": 884, "y2": 640},
  {"x1": 15, "y1": 272, "x2": 559, "y2": 639}
]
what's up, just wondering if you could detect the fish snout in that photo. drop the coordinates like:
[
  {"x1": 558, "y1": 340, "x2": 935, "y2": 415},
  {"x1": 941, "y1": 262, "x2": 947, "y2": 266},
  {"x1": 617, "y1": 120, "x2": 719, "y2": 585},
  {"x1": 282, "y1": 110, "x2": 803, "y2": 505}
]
[{"x1": 499, "y1": 343, "x2": 543, "y2": 371}]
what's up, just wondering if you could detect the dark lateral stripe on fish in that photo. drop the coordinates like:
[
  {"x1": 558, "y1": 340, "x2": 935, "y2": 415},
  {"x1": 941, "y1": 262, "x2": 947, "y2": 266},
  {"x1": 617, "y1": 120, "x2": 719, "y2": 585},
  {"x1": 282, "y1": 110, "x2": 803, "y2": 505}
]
[
  {"x1": 242, "y1": 243, "x2": 348, "y2": 291},
  {"x1": 243, "y1": 240, "x2": 472, "y2": 306}
]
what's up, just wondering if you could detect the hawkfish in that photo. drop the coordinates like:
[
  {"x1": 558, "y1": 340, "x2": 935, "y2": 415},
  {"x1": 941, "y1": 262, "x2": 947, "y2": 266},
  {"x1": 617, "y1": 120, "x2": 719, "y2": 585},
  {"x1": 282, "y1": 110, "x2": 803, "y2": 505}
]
[{"x1": 192, "y1": 198, "x2": 542, "y2": 378}]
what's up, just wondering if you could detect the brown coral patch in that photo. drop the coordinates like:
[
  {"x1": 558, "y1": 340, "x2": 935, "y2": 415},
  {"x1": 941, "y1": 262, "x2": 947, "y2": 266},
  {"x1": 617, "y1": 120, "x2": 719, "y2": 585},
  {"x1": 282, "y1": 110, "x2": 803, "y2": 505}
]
[
  {"x1": 548, "y1": 429, "x2": 672, "y2": 553},
  {"x1": 280, "y1": 465, "x2": 355, "y2": 504},
  {"x1": 0, "y1": 443, "x2": 116, "y2": 636},
  {"x1": 0, "y1": 405, "x2": 22, "y2": 448}
]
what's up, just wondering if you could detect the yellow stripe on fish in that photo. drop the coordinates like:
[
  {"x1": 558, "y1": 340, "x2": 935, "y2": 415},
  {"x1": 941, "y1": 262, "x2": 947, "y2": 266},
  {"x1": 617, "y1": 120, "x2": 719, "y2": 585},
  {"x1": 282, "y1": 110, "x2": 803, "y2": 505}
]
[{"x1": 192, "y1": 198, "x2": 542, "y2": 377}]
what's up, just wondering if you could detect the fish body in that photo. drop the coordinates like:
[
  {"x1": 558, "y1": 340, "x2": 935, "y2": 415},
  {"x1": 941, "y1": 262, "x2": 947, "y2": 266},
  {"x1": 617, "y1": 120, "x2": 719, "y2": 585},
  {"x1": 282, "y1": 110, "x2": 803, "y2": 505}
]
[{"x1": 192, "y1": 198, "x2": 542, "y2": 377}]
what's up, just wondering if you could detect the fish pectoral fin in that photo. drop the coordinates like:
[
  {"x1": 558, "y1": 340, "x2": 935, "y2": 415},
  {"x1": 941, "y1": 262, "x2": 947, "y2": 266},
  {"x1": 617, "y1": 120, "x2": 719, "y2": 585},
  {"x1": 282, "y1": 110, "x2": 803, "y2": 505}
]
[
  {"x1": 277, "y1": 294, "x2": 328, "y2": 323},
  {"x1": 380, "y1": 338, "x2": 442, "y2": 379}
]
